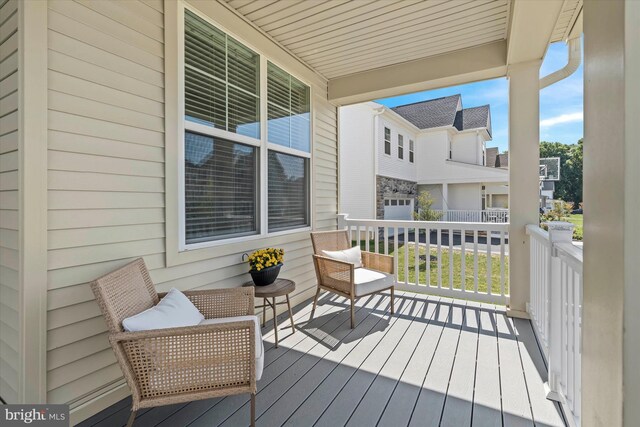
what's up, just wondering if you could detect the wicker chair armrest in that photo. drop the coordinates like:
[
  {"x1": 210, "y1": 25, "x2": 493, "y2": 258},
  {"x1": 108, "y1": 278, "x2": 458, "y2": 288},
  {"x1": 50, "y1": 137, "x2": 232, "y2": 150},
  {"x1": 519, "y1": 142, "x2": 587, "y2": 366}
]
[
  {"x1": 312, "y1": 255, "x2": 355, "y2": 296},
  {"x1": 110, "y1": 321, "x2": 256, "y2": 401},
  {"x1": 361, "y1": 251, "x2": 394, "y2": 274},
  {"x1": 158, "y1": 287, "x2": 255, "y2": 318}
]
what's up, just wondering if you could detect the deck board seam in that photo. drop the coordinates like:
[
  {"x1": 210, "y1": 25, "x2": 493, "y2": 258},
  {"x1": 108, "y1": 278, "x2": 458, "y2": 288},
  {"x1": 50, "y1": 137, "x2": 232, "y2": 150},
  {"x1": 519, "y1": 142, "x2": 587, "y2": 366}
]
[
  {"x1": 344, "y1": 296, "x2": 439, "y2": 426},
  {"x1": 307, "y1": 293, "x2": 428, "y2": 426},
  {"x1": 437, "y1": 300, "x2": 469, "y2": 426},
  {"x1": 255, "y1": 292, "x2": 398, "y2": 424},
  {"x1": 212, "y1": 292, "x2": 395, "y2": 426},
  {"x1": 512, "y1": 316, "x2": 537, "y2": 424},
  {"x1": 374, "y1": 297, "x2": 442, "y2": 427},
  {"x1": 406, "y1": 299, "x2": 453, "y2": 425}
]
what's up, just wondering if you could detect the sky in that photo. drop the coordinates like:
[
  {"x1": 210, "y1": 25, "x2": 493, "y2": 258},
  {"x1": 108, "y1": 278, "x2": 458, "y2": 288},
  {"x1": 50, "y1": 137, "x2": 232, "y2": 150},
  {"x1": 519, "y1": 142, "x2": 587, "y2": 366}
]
[{"x1": 376, "y1": 41, "x2": 584, "y2": 152}]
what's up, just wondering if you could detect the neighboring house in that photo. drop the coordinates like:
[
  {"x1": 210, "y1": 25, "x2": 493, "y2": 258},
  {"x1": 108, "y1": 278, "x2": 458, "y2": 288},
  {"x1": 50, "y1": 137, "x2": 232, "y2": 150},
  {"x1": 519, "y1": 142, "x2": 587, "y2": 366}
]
[
  {"x1": 541, "y1": 180, "x2": 556, "y2": 210},
  {"x1": 339, "y1": 95, "x2": 509, "y2": 220}
]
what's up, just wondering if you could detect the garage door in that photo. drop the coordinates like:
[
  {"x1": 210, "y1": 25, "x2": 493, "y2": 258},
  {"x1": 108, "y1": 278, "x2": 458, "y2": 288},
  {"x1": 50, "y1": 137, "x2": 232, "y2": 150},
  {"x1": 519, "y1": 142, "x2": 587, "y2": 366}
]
[{"x1": 384, "y1": 198, "x2": 413, "y2": 220}]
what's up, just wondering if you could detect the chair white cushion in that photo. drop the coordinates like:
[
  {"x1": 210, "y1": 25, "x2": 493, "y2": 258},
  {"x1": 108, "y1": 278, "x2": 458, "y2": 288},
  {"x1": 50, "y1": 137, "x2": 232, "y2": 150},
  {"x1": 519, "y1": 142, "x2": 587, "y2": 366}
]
[
  {"x1": 353, "y1": 268, "x2": 395, "y2": 297},
  {"x1": 322, "y1": 245, "x2": 363, "y2": 268},
  {"x1": 200, "y1": 315, "x2": 264, "y2": 381},
  {"x1": 122, "y1": 288, "x2": 204, "y2": 332}
]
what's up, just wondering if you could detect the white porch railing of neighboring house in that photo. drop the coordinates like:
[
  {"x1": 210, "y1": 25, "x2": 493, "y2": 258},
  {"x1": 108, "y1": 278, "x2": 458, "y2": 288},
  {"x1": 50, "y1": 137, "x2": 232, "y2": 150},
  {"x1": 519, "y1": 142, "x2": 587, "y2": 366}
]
[
  {"x1": 433, "y1": 209, "x2": 509, "y2": 223},
  {"x1": 338, "y1": 214, "x2": 509, "y2": 304},
  {"x1": 527, "y1": 223, "x2": 582, "y2": 427}
]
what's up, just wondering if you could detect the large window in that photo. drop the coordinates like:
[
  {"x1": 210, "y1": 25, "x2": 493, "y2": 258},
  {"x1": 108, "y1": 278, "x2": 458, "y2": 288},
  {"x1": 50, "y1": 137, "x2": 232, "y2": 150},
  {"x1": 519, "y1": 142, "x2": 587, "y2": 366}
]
[
  {"x1": 384, "y1": 127, "x2": 391, "y2": 155},
  {"x1": 184, "y1": 10, "x2": 260, "y2": 138},
  {"x1": 182, "y1": 9, "x2": 311, "y2": 247},
  {"x1": 267, "y1": 62, "x2": 310, "y2": 152},
  {"x1": 398, "y1": 134, "x2": 404, "y2": 159},
  {"x1": 268, "y1": 151, "x2": 309, "y2": 231},
  {"x1": 184, "y1": 132, "x2": 258, "y2": 243}
]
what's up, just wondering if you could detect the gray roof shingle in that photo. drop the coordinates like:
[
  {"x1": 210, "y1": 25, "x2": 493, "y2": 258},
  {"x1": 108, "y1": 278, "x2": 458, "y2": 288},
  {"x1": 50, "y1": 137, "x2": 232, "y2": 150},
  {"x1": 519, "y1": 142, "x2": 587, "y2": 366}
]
[
  {"x1": 391, "y1": 94, "x2": 491, "y2": 136},
  {"x1": 391, "y1": 94, "x2": 461, "y2": 129},
  {"x1": 453, "y1": 105, "x2": 491, "y2": 136}
]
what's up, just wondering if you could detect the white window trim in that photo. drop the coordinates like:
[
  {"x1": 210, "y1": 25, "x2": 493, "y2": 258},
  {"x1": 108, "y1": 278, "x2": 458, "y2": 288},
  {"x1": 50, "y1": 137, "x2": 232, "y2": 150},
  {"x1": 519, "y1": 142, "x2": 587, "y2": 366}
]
[
  {"x1": 398, "y1": 134, "x2": 404, "y2": 160},
  {"x1": 173, "y1": 2, "x2": 313, "y2": 255},
  {"x1": 409, "y1": 139, "x2": 415, "y2": 163},
  {"x1": 383, "y1": 126, "x2": 392, "y2": 156}
]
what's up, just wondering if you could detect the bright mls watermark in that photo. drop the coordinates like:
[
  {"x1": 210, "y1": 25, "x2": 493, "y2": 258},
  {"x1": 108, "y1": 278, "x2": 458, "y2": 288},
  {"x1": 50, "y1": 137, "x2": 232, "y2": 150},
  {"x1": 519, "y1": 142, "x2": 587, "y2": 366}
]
[{"x1": 2, "y1": 405, "x2": 69, "y2": 426}]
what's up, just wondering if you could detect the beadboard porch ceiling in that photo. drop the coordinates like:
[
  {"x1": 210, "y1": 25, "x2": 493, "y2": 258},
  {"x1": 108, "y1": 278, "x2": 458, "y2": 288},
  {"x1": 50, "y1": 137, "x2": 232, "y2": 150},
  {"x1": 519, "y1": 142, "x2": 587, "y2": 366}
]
[{"x1": 218, "y1": 0, "x2": 582, "y2": 81}]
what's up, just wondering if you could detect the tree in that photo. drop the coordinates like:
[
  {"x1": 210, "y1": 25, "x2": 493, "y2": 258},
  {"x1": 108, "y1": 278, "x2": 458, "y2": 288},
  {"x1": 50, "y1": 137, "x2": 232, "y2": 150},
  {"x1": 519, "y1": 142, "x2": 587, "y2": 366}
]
[
  {"x1": 539, "y1": 139, "x2": 583, "y2": 205},
  {"x1": 413, "y1": 191, "x2": 443, "y2": 221}
]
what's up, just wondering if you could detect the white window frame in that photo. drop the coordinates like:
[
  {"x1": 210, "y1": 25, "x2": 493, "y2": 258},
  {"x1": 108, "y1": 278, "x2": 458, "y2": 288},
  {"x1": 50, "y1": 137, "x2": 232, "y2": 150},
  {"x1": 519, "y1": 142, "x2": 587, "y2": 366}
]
[
  {"x1": 384, "y1": 127, "x2": 391, "y2": 156},
  {"x1": 398, "y1": 134, "x2": 404, "y2": 160},
  {"x1": 176, "y1": 3, "x2": 313, "y2": 252},
  {"x1": 409, "y1": 139, "x2": 414, "y2": 163}
]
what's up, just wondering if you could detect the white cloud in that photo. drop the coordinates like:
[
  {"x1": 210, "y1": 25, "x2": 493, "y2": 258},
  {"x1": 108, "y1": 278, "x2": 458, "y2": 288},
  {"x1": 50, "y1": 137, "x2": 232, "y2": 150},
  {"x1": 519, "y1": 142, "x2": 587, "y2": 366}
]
[{"x1": 540, "y1": 112, "x2": 583, "y2": 127}]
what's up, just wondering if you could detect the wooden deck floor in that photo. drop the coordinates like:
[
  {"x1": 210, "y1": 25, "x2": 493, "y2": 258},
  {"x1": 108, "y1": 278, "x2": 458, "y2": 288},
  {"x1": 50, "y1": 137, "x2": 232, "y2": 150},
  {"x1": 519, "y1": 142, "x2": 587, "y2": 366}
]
[{"x1": 78, "y1": 292, "x2": 566, "y2": 427}]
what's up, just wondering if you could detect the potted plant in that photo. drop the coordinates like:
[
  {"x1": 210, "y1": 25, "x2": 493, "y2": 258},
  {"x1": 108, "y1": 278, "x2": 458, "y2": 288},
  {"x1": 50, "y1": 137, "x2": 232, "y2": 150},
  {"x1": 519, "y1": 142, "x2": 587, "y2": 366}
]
[{"x1": 243, "y1": 248, "x2": 284, "y2": 286}]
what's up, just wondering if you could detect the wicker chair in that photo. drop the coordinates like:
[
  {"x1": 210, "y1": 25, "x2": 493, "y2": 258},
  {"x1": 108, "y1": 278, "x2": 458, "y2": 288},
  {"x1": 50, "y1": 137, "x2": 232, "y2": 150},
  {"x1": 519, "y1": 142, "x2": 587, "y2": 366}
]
[
  {"x1": 91, "y1": 258, "x2": 259, "y2": 427},
  {"x1": 310, "y1": 230, "x2": 395, "y2": 328}
]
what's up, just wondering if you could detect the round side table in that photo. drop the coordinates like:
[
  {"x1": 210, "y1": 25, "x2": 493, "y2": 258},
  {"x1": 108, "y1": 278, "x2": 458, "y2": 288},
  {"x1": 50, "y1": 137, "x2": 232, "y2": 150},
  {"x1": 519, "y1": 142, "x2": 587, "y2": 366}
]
[{"x1": 243, "y1": 278, "x2": 296, "y2": 348}]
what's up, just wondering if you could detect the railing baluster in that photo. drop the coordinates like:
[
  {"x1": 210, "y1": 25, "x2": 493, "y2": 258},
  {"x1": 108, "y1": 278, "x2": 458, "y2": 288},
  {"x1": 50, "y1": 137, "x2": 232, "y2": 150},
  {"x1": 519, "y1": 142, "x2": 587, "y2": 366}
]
[
  {"x1": 460, "y1": 227, "x2": 466, "y2": 292},
  {"x1": 394, "y1": 227, "x2": 399, "y2": 283},
  {"x1": 500, "y1": 230, "x2": 505, "y2": 296},
  {"x1": 384, "y1": 226, "x2": 389, "y2": 256},
  {"x1": 437, "y1": 228, "x2": 442, "y2": 289},
  {"x1": 365, "y1": 226, "x2": 370, "y2": 252},
  {"x1": 414, "y1": 227, "x2": 420, "y2": 286},
  {"x1": 448, "y1": 227, "x2": 453, "y2": 290},
  {"x1": 473, "y1": 229, "x2": 479, "y2": 293},
  {"x1": 487, "y1": 227, "x2": 492, "y2": 295},
  {"x1": 426, "y1": 228, "x2": 431, "y2": 287},
  {"x1": 403, "y1": 227, "x2": 409, "y2": 285},
  {"x1": 374, "y1": 226, "x2": 379, "y2": 254}
]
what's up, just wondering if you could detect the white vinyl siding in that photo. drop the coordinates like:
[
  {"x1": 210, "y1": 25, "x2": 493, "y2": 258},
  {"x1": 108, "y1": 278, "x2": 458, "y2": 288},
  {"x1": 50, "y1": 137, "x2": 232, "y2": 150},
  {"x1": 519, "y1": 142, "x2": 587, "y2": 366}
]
[
  {"x1": 377, "y1": 118, "x2": 417, "y2": 183},
  {"x1": 44, "y1": 0, "x2": 337, "y2": 417},
  {"x1": 0, "y1": 0, "x2": 20, "y2": 404}
]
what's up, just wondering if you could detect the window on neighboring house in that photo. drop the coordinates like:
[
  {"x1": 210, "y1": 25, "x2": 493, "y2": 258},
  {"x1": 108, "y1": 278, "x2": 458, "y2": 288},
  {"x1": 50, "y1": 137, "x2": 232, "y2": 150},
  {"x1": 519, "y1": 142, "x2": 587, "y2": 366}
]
[
  {"x1": 384, "y1": 127, "x2": 391, "y2": 155},
  {"x1": 182, "y1": 9, "x2": 310, "y2": 246},
  {"x1": 449, "y1": 139, "x2": 453, "y2": 159},
  {"x1": 409, "y1": 139, "x2": 414, "y2": 163},
  {"x1": 398, "y1": 135, "x2": 404, "y2": 159}
]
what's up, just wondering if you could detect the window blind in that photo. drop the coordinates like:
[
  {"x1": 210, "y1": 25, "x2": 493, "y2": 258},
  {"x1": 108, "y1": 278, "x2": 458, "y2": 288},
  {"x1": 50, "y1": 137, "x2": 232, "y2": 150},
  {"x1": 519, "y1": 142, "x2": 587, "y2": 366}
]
[
  {"x1": 268, "y1": 151, "x2": 309, "y2": 231},
  {"x1": 185, "y1": 10, "x2": 260, "y2": 139},
  {"x1": 185, "y1": 132, "x2": 258, "y2": 243},
  {"x1": 267, "y1": 62, "x2": 310, "y2": 152}
]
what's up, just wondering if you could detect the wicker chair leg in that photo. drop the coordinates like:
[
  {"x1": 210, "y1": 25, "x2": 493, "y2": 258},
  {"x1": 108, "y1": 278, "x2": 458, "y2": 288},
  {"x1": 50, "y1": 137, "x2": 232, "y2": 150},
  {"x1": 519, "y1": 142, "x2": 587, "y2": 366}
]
[
  {"x1": 310, "y1": 287, "x2": 320, "y2": 320},
  {"x1": 250, "y1": 393, "x2": 256, "y2": 427},
  {"x1": 391, "y1": 287, "x2": 395, "y2": 315},
  {"x1": 126, "y1": 410, "x2": 137, "y2": 427},
  {"x1": 350, "y1": 297, "x2": 355, "y2": 329}
]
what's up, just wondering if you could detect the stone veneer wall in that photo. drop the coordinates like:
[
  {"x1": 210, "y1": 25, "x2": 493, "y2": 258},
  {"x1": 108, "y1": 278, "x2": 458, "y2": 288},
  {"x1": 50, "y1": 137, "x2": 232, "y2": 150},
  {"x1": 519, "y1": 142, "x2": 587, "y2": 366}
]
[{"x1": 376, "y1": 175, "x2": 418, "y2": 219}]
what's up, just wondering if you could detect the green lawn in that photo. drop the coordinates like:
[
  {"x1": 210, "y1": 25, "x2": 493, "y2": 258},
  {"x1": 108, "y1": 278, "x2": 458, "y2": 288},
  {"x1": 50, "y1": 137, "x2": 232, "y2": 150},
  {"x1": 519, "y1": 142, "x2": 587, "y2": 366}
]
[
  {"x1": 566, "y1": 214, "x2": 583, "y2": 240},
  {"x1": 354, "y1": 240, "x2": 509, "y2": 295}
]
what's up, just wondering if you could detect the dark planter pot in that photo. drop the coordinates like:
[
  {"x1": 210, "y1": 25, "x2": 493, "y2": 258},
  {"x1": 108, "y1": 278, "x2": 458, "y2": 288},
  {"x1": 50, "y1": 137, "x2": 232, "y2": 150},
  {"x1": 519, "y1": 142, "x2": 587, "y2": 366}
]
[{"x1": 250, "y1": 264, "x2": 282, "y2": 286}]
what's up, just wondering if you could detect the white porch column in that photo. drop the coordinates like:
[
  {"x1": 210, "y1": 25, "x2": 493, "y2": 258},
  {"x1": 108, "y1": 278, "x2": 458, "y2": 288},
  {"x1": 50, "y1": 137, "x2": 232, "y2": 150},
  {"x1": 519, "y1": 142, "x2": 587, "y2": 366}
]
[
  {"x1": 583, "y1": 1, "x2": 640, "y2": 426},
  {"x1": 507, "y1": 59, "x2": 541, "y2": 318},
  {"x1": 442, "y1": 183, "x2": 448, "y2": 221}
]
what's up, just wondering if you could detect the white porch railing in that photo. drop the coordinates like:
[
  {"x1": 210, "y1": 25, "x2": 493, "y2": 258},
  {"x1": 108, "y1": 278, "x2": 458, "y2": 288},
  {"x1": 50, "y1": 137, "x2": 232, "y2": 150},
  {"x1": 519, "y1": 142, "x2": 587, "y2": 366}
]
[
  {"x1": 433, "y1": 209, "x2": 509, "y2": 223},
  {"x1": 527, "y1": 223, "x2": 582, "y2": 427},
  {"x1": 338, "y1": 214, "x2": 509, "y2": 304}
]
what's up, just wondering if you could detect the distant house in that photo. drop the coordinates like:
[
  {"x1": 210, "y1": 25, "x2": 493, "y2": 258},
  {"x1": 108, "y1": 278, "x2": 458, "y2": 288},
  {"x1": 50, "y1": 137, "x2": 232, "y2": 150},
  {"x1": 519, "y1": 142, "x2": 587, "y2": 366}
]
[{"x1": 339, "y1": 95, "x2": 509, "y2": 220}]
